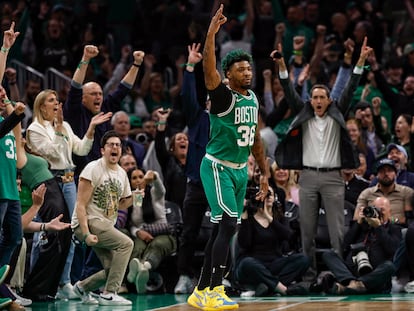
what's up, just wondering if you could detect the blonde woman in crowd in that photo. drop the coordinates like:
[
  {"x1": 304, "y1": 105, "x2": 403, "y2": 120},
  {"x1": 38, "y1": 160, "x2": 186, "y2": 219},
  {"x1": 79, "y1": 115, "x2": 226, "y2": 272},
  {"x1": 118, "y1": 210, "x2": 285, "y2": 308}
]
[
  {"x1": 26, "y1": 90, "x2": 110, "y2": 299},
  {"x1": 270, "y1": 162, "x2": 299, "y2": 207}
]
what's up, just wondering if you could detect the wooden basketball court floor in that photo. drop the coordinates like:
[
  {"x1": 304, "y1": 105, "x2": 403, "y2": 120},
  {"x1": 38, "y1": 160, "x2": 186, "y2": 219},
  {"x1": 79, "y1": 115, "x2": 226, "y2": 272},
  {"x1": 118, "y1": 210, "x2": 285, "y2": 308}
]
[{"x1": 26, "y1": 293, "x2": 414, "y2": 310}]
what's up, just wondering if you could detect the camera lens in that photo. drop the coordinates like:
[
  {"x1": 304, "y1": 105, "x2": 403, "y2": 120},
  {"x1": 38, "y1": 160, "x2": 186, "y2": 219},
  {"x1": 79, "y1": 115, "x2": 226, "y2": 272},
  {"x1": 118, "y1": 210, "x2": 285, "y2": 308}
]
[
  {"x1": 352, "y1": 251, "x2": 373, "y2": 275},
  {"x1": 363, "y1": 206, "x2": 379, "y2": 218},
  {"x1": 136, "y1": 133, "x2": 148, "y2": 144}
]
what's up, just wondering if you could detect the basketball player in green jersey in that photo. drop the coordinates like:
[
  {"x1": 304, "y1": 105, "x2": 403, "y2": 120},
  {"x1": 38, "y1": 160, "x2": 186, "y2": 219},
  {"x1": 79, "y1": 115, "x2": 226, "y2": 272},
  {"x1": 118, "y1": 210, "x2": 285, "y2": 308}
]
[{"x1": 187, "y1": 4, "x2": 269, "y2": 310}]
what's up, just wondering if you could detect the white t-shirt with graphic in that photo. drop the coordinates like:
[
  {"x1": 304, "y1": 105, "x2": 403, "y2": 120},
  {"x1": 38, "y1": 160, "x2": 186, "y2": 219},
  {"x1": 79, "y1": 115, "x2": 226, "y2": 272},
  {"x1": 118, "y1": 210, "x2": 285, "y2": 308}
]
[{"x1": 71, "y1": 158, "x2": 132, "y2": 228}]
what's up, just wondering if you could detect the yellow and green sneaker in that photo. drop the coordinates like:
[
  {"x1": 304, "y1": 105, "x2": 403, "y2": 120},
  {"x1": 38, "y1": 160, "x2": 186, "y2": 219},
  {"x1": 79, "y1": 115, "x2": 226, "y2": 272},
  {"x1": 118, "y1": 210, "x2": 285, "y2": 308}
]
[
  {"x1": 204, "y1": 285, "x2": 239, "y2": 310},
  {"x1": 187, "y1": 286, "x2": 208, "y2": 310}
]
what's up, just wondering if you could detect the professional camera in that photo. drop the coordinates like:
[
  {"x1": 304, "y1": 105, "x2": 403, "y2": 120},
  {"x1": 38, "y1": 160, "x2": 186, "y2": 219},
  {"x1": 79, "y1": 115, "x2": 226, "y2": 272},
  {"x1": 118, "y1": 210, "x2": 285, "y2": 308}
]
[
  {"x1": 350, "y1": 242, "x2": 373, "y2": 275},
  {"x1": 244, "y1": 186, "x2": 264, "y2": 214},
  {"x1": 362, "y1": 205, "x2": 381, "y2": 218},
  {"x1": 136, "y1": 132, "x2": 150, "y2": 145},
  {"x1": 244, "y1": 186, "x2": 279, "y2": 216}
]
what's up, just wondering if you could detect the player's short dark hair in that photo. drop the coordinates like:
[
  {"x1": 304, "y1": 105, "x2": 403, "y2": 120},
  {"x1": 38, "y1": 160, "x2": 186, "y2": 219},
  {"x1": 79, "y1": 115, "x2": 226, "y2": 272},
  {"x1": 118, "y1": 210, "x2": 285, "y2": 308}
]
[{"x1": 221, "y1": 49, "x2": 253, "y2": 74}]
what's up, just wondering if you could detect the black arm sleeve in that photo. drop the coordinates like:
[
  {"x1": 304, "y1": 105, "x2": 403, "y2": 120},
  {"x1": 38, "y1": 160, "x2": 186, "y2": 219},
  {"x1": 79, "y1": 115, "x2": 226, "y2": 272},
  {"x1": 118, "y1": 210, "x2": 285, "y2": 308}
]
[
  {"x1": 0, "y1": 112, "x2": 24, "y2": 139},
  {"x1": 208, "y1": 83, "x2": 233, "y2": 115},
  {"x1": 154, "y1": 129, "x2": 169, "y2": 172}
]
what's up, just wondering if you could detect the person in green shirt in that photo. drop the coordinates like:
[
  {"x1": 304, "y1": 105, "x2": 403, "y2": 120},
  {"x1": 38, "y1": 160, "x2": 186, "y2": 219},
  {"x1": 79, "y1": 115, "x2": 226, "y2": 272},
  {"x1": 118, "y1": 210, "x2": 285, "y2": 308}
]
[{"x1": 188, "y1": 5, "x2": 269, "y2": 310}]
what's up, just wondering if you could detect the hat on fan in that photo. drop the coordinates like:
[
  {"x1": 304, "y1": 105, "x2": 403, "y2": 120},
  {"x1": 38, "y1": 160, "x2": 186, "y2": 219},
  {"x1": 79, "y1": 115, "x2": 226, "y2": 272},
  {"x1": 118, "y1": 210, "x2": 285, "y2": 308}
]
[
  {"x1": 376, "y1": 158, "x2": 397, "y2": 172},
  {"x1": 386, "y1": 143, "x2": 407, "y2": 159}
]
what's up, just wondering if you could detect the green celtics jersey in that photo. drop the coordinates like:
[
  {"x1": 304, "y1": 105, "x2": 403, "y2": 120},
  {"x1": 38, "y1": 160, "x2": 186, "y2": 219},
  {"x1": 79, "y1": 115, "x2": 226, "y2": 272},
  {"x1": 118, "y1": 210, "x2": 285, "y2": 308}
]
[
  {"x1": 206, "y1": 89, "x2": 259, "y2": 163},
  {"x1": 0, "y1": 116, "x2": 19, "y2": 200}
]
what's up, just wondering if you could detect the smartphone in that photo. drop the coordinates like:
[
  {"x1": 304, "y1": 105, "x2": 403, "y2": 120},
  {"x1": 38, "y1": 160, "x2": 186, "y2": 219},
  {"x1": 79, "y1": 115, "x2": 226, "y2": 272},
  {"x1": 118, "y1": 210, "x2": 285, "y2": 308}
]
[{"x1": 272, "y1": 51, "x2": 283, "y2": 59}]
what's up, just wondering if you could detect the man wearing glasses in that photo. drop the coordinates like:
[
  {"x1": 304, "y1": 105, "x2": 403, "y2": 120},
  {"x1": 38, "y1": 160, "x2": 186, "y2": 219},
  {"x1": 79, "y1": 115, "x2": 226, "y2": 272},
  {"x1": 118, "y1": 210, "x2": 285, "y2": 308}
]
[
  {"x1": 71, "y1": 130, "x2": 133, "y2": 305},
  {"x1": 63, "y1": 45, "x2": 145, "y2": 176}
]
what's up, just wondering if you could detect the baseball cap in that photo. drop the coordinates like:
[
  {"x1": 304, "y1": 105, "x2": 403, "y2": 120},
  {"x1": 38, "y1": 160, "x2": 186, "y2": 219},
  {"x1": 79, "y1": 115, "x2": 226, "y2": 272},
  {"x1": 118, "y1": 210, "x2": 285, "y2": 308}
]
[
  {"x1": 387, "y1": 143, "x2": 408, "y2": 158},
  {"x1": 404, "y1": 43, "x2": 414, "y2": 56},
  {"x1": 376, "y1": 158, "x2": 397, "y2": 172}
]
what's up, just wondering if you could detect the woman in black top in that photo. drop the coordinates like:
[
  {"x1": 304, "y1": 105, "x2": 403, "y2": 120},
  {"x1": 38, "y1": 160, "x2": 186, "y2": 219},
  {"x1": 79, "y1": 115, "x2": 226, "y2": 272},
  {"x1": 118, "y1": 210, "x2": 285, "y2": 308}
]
[{"x1": 234, "y1": 186, "x2": 310, "y2": 296}]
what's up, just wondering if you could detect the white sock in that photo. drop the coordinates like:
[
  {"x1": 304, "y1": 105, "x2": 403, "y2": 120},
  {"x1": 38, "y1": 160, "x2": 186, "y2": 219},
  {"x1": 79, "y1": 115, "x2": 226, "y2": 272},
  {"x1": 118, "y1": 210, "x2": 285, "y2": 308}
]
[{"x1": 143, "y1": 261, "x2": 152, "y2": 270}]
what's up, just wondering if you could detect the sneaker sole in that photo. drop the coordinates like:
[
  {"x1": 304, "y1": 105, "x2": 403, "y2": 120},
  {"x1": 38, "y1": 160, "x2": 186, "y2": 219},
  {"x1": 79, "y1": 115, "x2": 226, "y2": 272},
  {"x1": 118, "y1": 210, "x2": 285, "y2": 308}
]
[
  {"x1": 127, "y1": 258, "x2": 140, "y2": 283},
  {"x1": 56, "y1": 285, "x2": 78, "y2": 300},
  {"x1": 187, "y1": 297, "x2": 204, "y2": 310},
  {"x1": 55, "y1": 292, "x2": 67, "y2": 300},
  {"x1": 98, "y1": 299, "x2": 132, "y2": 306},
  {"x1": 82, "y1": 299, "x2": 99, "y2": 305},
  {"x1": 405, "y1": 284, "x2": 414, "y2": 293},
  {"x1": 187, "y1": 290, "x2": 206, "y2": 310},
  {"x1": 203, "y1": 304, "x2": 239, "y2": 311},
  {"x1": 204, "y1": 291, "x2": 239, "y2": 310},
  {"x1": 15, "y1": 298, "x2": 32, "y2": 307},
  {"x1": 8, "y1": 286, "x2": 32, "y2": 307},
  {"x1": 135, "y1": 269, "x2": 149, "y2": 294},
  {"x1": 67, "y1": 294, "x2": 79, "y2": 299}
]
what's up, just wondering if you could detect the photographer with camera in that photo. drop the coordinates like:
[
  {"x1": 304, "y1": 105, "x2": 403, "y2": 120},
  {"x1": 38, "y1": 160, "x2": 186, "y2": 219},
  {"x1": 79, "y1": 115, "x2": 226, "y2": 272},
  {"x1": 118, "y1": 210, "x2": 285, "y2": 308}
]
[
  {"x1": 322, "y1": 196, "x2": 401, "y2": 294},
  {"x1": 233, "y1": 185, "x2": 310, "y2": 297}
]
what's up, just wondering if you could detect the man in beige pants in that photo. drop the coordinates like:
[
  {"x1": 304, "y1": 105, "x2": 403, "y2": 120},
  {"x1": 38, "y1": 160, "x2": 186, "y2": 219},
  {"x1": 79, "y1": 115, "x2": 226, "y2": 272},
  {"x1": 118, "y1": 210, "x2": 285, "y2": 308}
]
[{"x1": 71, "y1": 130, "x2": 133, "y2": 306}]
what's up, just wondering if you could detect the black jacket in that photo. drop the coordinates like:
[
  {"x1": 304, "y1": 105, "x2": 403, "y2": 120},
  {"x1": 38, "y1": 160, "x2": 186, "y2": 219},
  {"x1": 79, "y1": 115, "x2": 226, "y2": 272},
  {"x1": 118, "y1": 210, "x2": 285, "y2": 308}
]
[
  {"x1": 237, "y1": 214, "x2": 292, "y2": 265},
  {"x1": 275, "y1": 72, "x2": 361, "y2": 170},
  {"x1": 343, "y1": 220, "x2": 402, "y2": 271}
]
